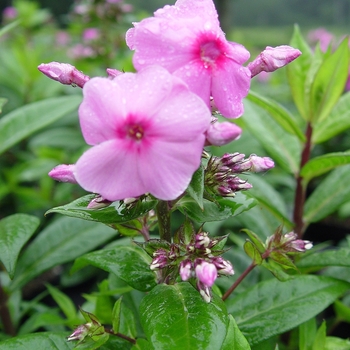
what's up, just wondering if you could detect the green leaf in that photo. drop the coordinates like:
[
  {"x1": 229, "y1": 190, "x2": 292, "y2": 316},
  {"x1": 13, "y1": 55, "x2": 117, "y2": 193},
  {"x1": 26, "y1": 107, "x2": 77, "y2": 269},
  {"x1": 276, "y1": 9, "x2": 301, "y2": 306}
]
[
  {"x1": 310, "y1": 39, "x2": 349, "y2": 123},
  {"x1": 46, "y1": 284, "x2": 77, "y2": 321},
  {"x1": 177, "y1": 192, "x2": 256, "y2": 223},
  {"x1": 313, "y1": 92, "x2": 350, "y2": 144},
  {"x1": 139, "y1": 282, "x2": 229, "y2": 350},
  {"x1": 334, "y1": 300, "x2": 350, "y2": 323},
  {"x1": 247, "y1": 90, "x2": 305, "y2": 142},
  {"x1": 261, "y1": 259, "x2": 292, "y2": 282},
  {"x1": 297, "y1": 248, "x2": 350, "y2": 269},
  {"x1": 18, "y1": 312, "x2": 65, "y2": 335},
  {"x1": 241, "y1": 229, "x2": 265, "y2": 254},
  {"x1": 112, "y1": 298, "x2": 123, "y2": 334},
  {"x1": 226, "y1": 275, "x2": 350, "y2": 345},
  {"x1": 0, "y1": 214, "x2": 40, "y2": 278},
  {"x1": 244, "y1": 240, "x2": 263, "y2": 265},
  {"x1": 304, "y1": 165, "x2": 350, "y2": 223},
  {"x1": 71, "y1": 245, "x2": 156, "y2": 292},
  {"x1": 241, "y1": 100, "x2": 301, "y2": 175},
  {"x1": 300, "y1": 152, "x2": 350, "y2": 184},
  {"x1": 131, "y1": 339, "x2": 151, "y2": 350},
  {"x1": 0, "y1": 95, "x2": 81, "y2": 155},
  {"x1": 312, "y1": 321, "x2": 326, "y2": 350},
  {"x1": 286, "y1": 25, "x2": 313, "y2": 120},
  {"x1": 299, "y1": 318, "x2": 317, "y2": 350},
  {"x1": 9, "y1": 217, "x2": 117, "y2": 292},
  {"x1": 0, "y1": 20, "x2": 20, "y2": 38},
  {"x1": 46, "y1": 195, "x2": 158, "y2": 226},
  {"x1": 0, "y1": 332, "x2": 74, "y2": 349},
  {"x1": 186, "y1": 164, "x2": 204, "y2": 209},
  {"x1": 0, "y1": 98, "x2": 7, "y2": 113},
  {"x1": 269, "y1": 251, "x2": 297, "y2": 270},
  {"x1": 325, "y1": 337, "x2": 350, "y2": 350},
  {"x1": 222, "y1": 315, "x2": 251, "y2": 350}
]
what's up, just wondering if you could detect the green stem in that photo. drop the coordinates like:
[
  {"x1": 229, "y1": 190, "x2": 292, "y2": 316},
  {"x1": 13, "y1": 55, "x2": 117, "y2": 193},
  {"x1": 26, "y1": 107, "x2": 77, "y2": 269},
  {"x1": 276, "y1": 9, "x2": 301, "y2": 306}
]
[
  {"x1": 156, "y1": 201, "x2": 171, "y2": 242},
  {"x1": 0, "y1": 275, "x2": 16, "y2": 336}
]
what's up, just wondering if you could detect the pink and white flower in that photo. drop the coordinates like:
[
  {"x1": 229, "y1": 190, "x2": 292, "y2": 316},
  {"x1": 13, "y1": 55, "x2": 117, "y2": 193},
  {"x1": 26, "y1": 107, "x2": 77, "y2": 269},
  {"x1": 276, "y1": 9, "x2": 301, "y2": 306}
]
[
  {"x1": 126, "y1": 0, "x2": 251, "y2": 119},
  {"x1": 74, "y1": 65, "x2": 211, "y2": 201}
]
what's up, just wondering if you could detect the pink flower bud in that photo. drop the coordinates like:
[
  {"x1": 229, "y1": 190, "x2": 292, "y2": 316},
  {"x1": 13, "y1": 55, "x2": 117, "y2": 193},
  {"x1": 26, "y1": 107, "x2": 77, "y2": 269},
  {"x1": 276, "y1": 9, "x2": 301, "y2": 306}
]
[
  {"x1": 83, "y1": 28, "x2": 100, "y2": 41},
  {"x1": 38, "y1": 62, "x2": 90, "y2": 88},
  {"x1": 87, "y1": 196, "x2": 112, "y2": 209},
  {"x1": 150, "y1": 249, "x2": 168, "y2": 270},
  {"x1": 67, "y1": 323, "x2": 91, "y2": 341},
  {"x1": 48, "y1": 164, "x2": 77, "y2": 184},
  {"x1": 212, "y1": 257, "x2": 234, "y2": 276},
  {"x1": 106, "y1": 68, "x2": 124, "y2": 78},
  {"x1": 197, "y1": 281, "x2": 211, "y2": 303},
  {"x1": 248, "y1": 46, "x2": 301, "y2": 78},
  {"x1": 2, "y1": 6, "x2": 17, "y2": 20},
  {"x1": 195, "y1": 261, "x2": 217, "y2": 287},
  {"x1": 249, "y1": 155, "x2": 275, "y2": 172},
  {"x1": 205, "y1": 121, "x2": 242, "y2": 146},
  {"x1": 290, "y1": 239, "x2": 313, "y2": 252},
  {"x1": 194, "y1": 232, "x2": 211, "y2": 249},
  {"x1": 179, "y1": 260, "x2": 192, "y2": 281}
]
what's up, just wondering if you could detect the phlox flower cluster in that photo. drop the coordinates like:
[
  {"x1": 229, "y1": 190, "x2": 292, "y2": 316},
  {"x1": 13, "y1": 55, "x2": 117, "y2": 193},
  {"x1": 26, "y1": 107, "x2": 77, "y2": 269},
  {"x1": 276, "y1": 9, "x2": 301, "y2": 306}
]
[{"x1": 41, "y1": 0, "x2": 300, "y2": 203}]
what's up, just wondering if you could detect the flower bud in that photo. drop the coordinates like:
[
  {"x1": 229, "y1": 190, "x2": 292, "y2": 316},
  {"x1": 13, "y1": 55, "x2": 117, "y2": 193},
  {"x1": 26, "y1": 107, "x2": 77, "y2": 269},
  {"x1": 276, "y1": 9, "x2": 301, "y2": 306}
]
[
  {"x1": 179, "y1": 260, "x2": 192, "y2": 281},
  {"x1": 195, "y1": 260, "x2": 217, "y2": 287},
  {"x1": 38, "y1": 62, "x2": 90, "y2": 88},
  {"x1": 205, "y1": 121, "x2": 242, "y2": 146},
  {"x1": 212, "y1": 257, "x2": 234, "y2": 275},
  {"x1": 87, "y1": 195, "x2": 112, "y2": 209},
  {"x1": 197, "y1": 281, "x2": 212, "y2": 303},
  {"x1": 249, "y1": 155, "x2": 275, "y2": 172},
  {"x1": 248, "y1": 46, "x2": 302, "y2": 78},
  {"x1": 48, "y1": 164, "x2": 77, "y2": 184},
  {"x1": 106, "y1": 68, "x2": 124, "y2": 78},
  {"x1": 194, "y1": 232, "x2": 211, "y2": 249},
  {"x1": 150, "y1": 249, "x2": 168, "y2": 270},
  {"x1": 67, "y1": 323, "x2": 91, "y2": 341}
]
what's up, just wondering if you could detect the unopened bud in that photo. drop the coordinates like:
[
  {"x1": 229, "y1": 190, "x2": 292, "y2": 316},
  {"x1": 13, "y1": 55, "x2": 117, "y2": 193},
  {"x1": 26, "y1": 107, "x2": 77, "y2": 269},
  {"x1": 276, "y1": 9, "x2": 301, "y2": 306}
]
[
  {"x1": 248, "y1": 46, "x2": 301, "y2": 78},
  {"x1": 67, "y1": 323, "x2": 91, "y2": 341},
  {"x1": 212, "y1": 257, "x2": 234, "y2": 275},
  {"x1": 205, "y1": 121, "x2": 242, "y2": 146},
  {"x1": 48, "y1": 164, "x2": 77, "y2": 184},
  {"x1": 106, "y1": 68, "x2": 124, "y2": 78},
  {"x1": 38, "y1": 62, "x2": 90, "y2": 88},
  {"x1": 179, "y1": 260, "x2": 192, "y2": 281},
  {"x1": 87, "y1": 195, "x2": 112, "y2": 209},
  {"x1": 195, "y1": 260, "x2": 217, "y2": 287}
]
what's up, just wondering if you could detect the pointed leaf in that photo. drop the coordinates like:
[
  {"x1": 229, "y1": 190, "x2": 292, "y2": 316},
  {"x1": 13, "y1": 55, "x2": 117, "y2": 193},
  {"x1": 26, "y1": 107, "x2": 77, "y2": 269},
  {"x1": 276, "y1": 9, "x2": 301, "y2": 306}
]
[
  {"x1": 71, "y1": 245, "x2": 156, "y2": 292},
  {"x1": 313, "y1": 92, "x2": 350, "y2": 143},
  {"x1": 247, "y1": 90, "x2": 305, "y2": 141},
  {"x1": 244, "y1": 240, "x2": 263, "y2": 265},
  {"x1": 186, "y1": 164, "x2": 204, "y2": 209},
  {"x1": 139, "y1": 282, "x2": 228, "y2": 350},
  {"x1": 312, "y1": 321, "x2": 326, "y2": 350},
  {"x1": 226, "y1": 275, "x2": 350, "y2": 346},
  {"x1": 9, "y1": 217, "x2": 117, "y2": 292},
  {"x1": 46, "y1": 195, "x2": 158, "y2": 226},
  {"x1": 0, "y1": 214, "x2": 40, "y2": 278},
  {"x1": 299, "y1": 318, "x2": 317, "y2": 350},
  {"x1": 269, "y1": 251, "x2": 297, "y2": 270},
  {"x1": 325, "y1": 337, "x2": 350, "y2": 350},
  {"x1": 304, "y1": 165, "x2": 350, "y2": 223},
  {"x1": 177, "y1": 192, "x2": 256, "y2": 223},
  {"x1": 286, "y1": 25, "x2": 313, "y2": 120},
  {"x1": 222, "y1": 315, "x2": 251, "y2": 350},
  {"x1": 241, "y1": 229, "x2": 265, "y2": 253},
  {"x1": 112, "y1": 298, "x2": 123, "y2": 334},
  {"x1": 241, "y1": 100, "x2": 301, "y2": 175},
  {"x1": 300, "y1": 152, "x2": 350, "y2": 183},
  {"x1": 0, "y1": 95, "x2": 82, "y2": 155}
]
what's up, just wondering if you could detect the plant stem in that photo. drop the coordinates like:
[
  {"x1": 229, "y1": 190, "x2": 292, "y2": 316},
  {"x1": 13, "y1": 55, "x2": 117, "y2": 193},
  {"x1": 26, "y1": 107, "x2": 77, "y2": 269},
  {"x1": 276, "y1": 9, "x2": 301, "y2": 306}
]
[
  {"x1": 0, "y1": 276, "x2": 16, "y2": 336},
  {"x1": 293, "y1": 122, "x2": 313, "y2": 238},
  {"x1": 156, "y1": 201, "x2": 171, "y2": 242},
  {"x1": 222, "y1": 262, "x2": 257, "y2": 301},
  {"x1": 104, "y1": 329, "x2": 136, "y2": 344}
]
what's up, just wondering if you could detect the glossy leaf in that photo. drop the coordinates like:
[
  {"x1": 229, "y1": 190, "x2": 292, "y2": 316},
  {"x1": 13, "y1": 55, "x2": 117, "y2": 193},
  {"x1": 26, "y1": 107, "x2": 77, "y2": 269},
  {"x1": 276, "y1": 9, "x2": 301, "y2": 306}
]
[
  {"x1": 287, "y1": 25, "x2": 313, "y2": 120},
  {"x1": 313, "y1": 92, "x2": 350, "y2": 144},
  {"x1": 222, "y1": 315, "x2": 251, "y2": 350},
  {"x1": 310, "y1": 39, "x2": 349, "y2": 123},
  {"x1": 112, "y1": 298, "x2": 123, "y2": 334},
  {"x1": 186, "y1": 164, "x2": 204, "y2": 209},
  {"x1": 46, "y1": 195, "x2": 158, "y2": 226},
  {"x1": 300, "y1": 152, "x2": 350, "y2": 184},
  {"x1": 241, "y1": 100, "x2": 301, "y2": 175},
  {"x1": 139, "y1": 282, "x2": 229, "y2": 350},
  {"x1": 0, "y1": 213, "x2": 40, "y2": 278},
  {"x1": 247, "y1": 90, "x2": 305, "y2": 141},
  {"x1": 177, "y1": 192, "x2": 256, "y2": 223},
  {"x1": 226, "y1": 275, "x2": 350, "y2": 345},
  {"x1": 297, "y1": 248, "x2": 350, "y2": 269},
  {"x1": 0, "y1": 332, "x2": 74, "y2": 349},
  {"x1": 71, "y1": 245, "x2": 156, "y2": 292},
  {"x1": 131, "y1": 339, "x2": 151, "y2": 350},
  {"x1": 304, "y1": 165, "x2": 350, "y2": 223},
  {"x1": 9, "y1": 217, "x2": 117, "y2": 292},
  {"x1": 0, "y1": 95, "x2": 81, "y2": 155}
]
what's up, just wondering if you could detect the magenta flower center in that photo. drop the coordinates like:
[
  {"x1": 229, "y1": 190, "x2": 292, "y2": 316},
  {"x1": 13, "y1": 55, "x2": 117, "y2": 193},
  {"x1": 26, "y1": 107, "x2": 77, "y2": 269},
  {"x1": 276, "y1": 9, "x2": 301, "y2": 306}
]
[
  {"x1": 127, "y1": 124, "x2": 144, "y2": 140},
  {"x1": 198, "y1": 36, "x2": 225, "y2": 69}
]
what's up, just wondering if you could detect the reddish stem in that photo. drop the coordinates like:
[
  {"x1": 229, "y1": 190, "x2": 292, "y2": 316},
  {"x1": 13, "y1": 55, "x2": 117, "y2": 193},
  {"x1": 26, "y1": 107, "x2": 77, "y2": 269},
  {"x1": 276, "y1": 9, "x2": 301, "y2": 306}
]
[{"x1": 104, "y1": 329, "x2": 136, "y2": 344}]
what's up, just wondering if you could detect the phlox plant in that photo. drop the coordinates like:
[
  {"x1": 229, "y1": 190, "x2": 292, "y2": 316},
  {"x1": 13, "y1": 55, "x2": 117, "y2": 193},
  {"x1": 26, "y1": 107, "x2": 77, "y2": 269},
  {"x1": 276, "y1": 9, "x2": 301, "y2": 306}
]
[{"x1": 1, "y1": 0, "x2": 350, "y2": 349}]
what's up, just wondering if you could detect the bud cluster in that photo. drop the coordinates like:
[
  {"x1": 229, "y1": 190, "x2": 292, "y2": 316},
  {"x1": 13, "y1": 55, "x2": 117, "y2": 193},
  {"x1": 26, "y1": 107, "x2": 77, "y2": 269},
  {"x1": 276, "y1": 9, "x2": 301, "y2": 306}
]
[
  {"x1": 266, "y1": 230, "x2": 313, "y2": 253},
  {"x1": 204, "y1": 153, "x2": 274, "y2": 197},
  {"x1": 149, "y1": 231, "x2": 234, "y2": 303}
]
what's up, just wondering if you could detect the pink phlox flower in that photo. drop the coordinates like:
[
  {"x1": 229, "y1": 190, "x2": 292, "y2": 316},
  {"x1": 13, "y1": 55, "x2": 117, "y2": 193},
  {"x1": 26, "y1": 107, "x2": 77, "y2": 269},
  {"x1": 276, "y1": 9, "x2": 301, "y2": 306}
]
[
  {"x1": 308, "y1": 28, "x2": 334, "y2": 52},
  {"x1": 126, "y1": 0, "x2": 251, "y2": 119},
  {"x1": 74, "y1": 65, "x2": 211, "y2": 201}
]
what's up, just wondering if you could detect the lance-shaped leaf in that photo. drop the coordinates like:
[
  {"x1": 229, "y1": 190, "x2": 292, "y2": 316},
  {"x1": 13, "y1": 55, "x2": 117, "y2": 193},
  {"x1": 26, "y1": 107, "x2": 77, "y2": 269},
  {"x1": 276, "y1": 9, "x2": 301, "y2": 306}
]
[
  {"x1": 222, "y1": 315, "x2": 251, "y2": 350},
  {"x1": 71, "y1": 245, "x2": 156, "y2": 292},
  {"x1": 310, "y1": 38, "x2": 349, "y2": 123},
  {"x1": 241, "y1": 229, "x2": 265, "y2": 253},
  {"x1": 46, "y1": 195, "x2": 158, "y2": 226},
  {"x1": 313, "y1": 92, "x2": 350, "y2": 144},
  {"x1": 226, "y1": 275, "x2": 350, "y2": 346},
  {"x1": 244, "y1": 240, "x2": 263, "y2": 265},
  {"x1": 186, "y1": 164, "x2": 204, "y2": 209},
  {"x1": 139, "y1": 283, "x2": 229, "y2": 350},
  {"x1": 300, "y1": 152, "x2": 350, "y2": 184},
  {"x1": 0, "y1": 95, "x2": 81, "y2": 155},
  {"x1": 0, "y1": 214, "x2": 40, "y2": 279},
  {"x1": 304, "y1": 164, "x2": 350, "y2": 223},
  {"x1": 287, "y1": 25, "x2": 313, "y2": 120},
  {"x1": 247, "y1": 90, "x2": 305, "y2": 142}
]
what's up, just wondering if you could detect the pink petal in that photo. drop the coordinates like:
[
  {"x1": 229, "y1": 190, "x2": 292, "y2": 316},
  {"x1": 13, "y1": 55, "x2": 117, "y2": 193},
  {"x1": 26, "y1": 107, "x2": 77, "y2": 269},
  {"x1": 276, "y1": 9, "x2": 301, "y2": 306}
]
[{"x1": 212, "y1": 60, "x2": 251, "y2": 118}]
